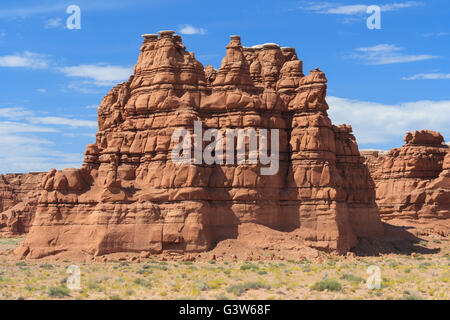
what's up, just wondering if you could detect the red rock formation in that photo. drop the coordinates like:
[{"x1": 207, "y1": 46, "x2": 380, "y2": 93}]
[
  {"x1": 16, "y1": 32, "x2": 383, "y2": 260},
  {"x1": 363, "y1": 130, "x2": 449, "y2": 233},
  {"x1": 0, "y1": 172, "x2": 46, "y2": 235}
]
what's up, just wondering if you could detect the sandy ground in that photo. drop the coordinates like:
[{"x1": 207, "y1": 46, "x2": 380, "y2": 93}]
[{"x1": 0, "y1": 224, "x2": 448, "y2": 300}]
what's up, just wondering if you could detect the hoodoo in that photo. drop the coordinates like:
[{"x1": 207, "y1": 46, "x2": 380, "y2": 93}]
[{"x1": 16, "y1": 32, "x2": 383, "y2": 259}]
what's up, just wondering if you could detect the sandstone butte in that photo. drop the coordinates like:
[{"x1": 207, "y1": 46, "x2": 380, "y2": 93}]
[
  {"x1": 14, "y1": 31, "x2": 385, "y2": 260},
  {"x1": 362, "y1": 130, "x2": 450, "y2": 235},
  {"x1": 0, "y1": 172, "x2": 46, "y2": 236}
]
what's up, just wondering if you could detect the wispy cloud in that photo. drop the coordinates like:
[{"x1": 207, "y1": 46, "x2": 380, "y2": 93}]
[
  {"x1": 0, "y1": 121, "x2": 58, "y2": 133},
  {"x1": 59, "y1": 64, "x2": 133, "y2": 86},
  {"x1": 0, "y1": 51, "x2": 50, "y2": 69},
  {"x1": 297, "y1": 1, "x2": 423, "y2": 15},
  {"x1": 29, "y1": 117, "x2": 97, "y2": 128},
  {"x1": 178, "y1": 24, "x2": 207, "y2": 35},
  {"x1": 402, "y1": 73, "x2": 450, "y2": 80},
  {"x1": 327, "y1": 96, "x2": 450, "y2": 146},
  {"x1": 350, "y1": 44, "x2": 438, "y2": 65},
  {"x1": 0, "y1": 107, "x2": 34, "y2": 120},
  {"x1": 44, "y1": 17, "x2": 63, "y2": 29},
  {"x1": 0, "y1": 3, "x2": 67, "y2": 19},
  {"x1": 37, "y1": 88, "x2": 47, "y2": 93},
  {"x1": 0, "y1": 106, "x2": 96, "y2": 173}
]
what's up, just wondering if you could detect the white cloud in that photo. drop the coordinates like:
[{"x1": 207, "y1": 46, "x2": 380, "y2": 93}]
[
  {"x1": 44, "y1": 17, "x2": 63, "y2": 29},
  {"x1": 0, "y1": 51, "x2": 50, "y2": 69},
  {"x1": 29, "y1": 117, "x2": 97, "y2": 128},
  {"x1": 351, "y1": 44, "x2": 438, "y2": 65},
  {"x1": 0, "y1": 121, "x2": 58, "y2": 133},
  {"x1": 0, "y1": 136, "x2": 84, "y2": 172},
  {"x1": 85, "y1": 104, "x2": 98, "y2": 109},
  {"x1": 298, "y1": 1, "x2": 423, "y2": 15},
  {"x1": 0, "y1": 106, "x2": 96, "y2": 173},
  {"x1": 37, "y1": 88, "x2": 47, "y2": 93},
  {"x1": 0, "y1": 107, "x2": 34, "y2": 120},
  {"x1": 380, "y1": 2, "x2": 423, "y2": 11},
  {"x1": 402, "y1": 73, "x2": 450, "y2": 80},
  {"x1": 59, "y1": 64, "x2": 133, "y2": 86},
  {"x1": 327, "y1": 5, "x2": 367, "y2": 15},
  {"x1": 178, "y1": 24, "x2": 207, "y2": 35},
  {"x1": 327, "y1": 96, "x2": 450, "y2": 146}
]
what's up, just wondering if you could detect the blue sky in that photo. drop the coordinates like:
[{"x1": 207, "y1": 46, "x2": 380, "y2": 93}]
[{"x1": 0, "y1": 0, "x2": 449, "y2": 173}]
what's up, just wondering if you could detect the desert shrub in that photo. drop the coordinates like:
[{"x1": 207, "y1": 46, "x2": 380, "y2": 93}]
[
  {"x1": 258, "y1": 270, "x2": 268, "y2": 275},
  {"x1": 226, "y1": 284, "x2": 246, "y2": 296},
  {"x1": 195, "y1": 281, "x2": 209, "y2": 291},
  {"x1": 311, "y1": 279, "x2": 342, "y2": 292},
  {"x1": 109, "y1": 294, "x2": 121, "y2": 300},
  {"x1": 419, "y1": 262, "x2": 432, "y2": 269},
  {"x1": 226, "y1": 281, "x2": 270, "y2": 296},
  {"x1": 48, "y1": 286, "x2": 70, "y2": 298},
  {"x1": 87, "y1": 280, "x2": 101, "y2": 291},
  {"x1": 340, "y1": 274, "x2": 365, "y2": 284},
  {"x1": 40, "y1": 263, "x2": 54, "y2": 270},
  {"x1": 240, "y1": 263, "x2": 259, "y2": 271},
  {"x1": 134, "y1": 278, "x2": 152, "y2": 288}
]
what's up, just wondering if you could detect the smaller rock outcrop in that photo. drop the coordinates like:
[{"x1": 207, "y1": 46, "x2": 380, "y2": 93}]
[
  {"x1": 362, "y1": 130, "x2": 449, "y2": 234},
  {"x1": 0, "y1": 172, "x2": 46, "y2": 236}
]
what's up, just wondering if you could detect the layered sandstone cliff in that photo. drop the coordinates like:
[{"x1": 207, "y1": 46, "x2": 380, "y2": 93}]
[
  {"x1": 362, "y1": 130, "x2": 449, "y2": 232},
  {"x1": 0, "y1": 172, "x2": 46, "y2": 235},
  {"x1": 16, "y1": 32, "x2": 383, "y2": 259}
]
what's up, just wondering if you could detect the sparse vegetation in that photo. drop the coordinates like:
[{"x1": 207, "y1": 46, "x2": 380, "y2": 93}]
[{"x1": 0, "y1": 236, "x2": 448, "y2": 300}]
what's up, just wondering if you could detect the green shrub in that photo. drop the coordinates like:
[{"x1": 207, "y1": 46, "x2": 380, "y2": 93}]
[
  {"x1": 134, "y1": 278, "x2": 152, "y2": 288},
  {"x1": 226, "y1": 281, "x2": 270, "y2": 296},
  {"x1": 340, "y1": 274, "x2": 365, "y2": 284},
  {"x1": 419, "y1": 262, "x2": 432, "y2": 269},
  {"x1": 48, "y1": 286, "x2": 70, "y2": 298},
  {"x1": 109, "y1": 295, "x2": 122, "y2": 300},
  {"x1": 311, "y1": 279, "x2": 342, "y2": 292},
  {"x1": 258, "y1": 270, "x2": 268, "y2": 275},
  {"x1": 240, "y1": 264, "x2": 259, "y2": 271}
]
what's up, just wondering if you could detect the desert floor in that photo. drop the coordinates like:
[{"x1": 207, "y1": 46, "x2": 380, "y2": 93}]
[{"x1": 0, "y1": 233, "x2": 448, "y2": 300}]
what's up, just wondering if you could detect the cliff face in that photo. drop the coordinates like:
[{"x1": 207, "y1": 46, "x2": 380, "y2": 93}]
[
  {"x1": 16, "y1": 32, "x2": 383, "y2": 259},
  {"x1": 362, "y1": 130, "x2": 449, "y2": 233},
  {"x1": 0, "y1": 172, "x2": 46, "y2": 235}
]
